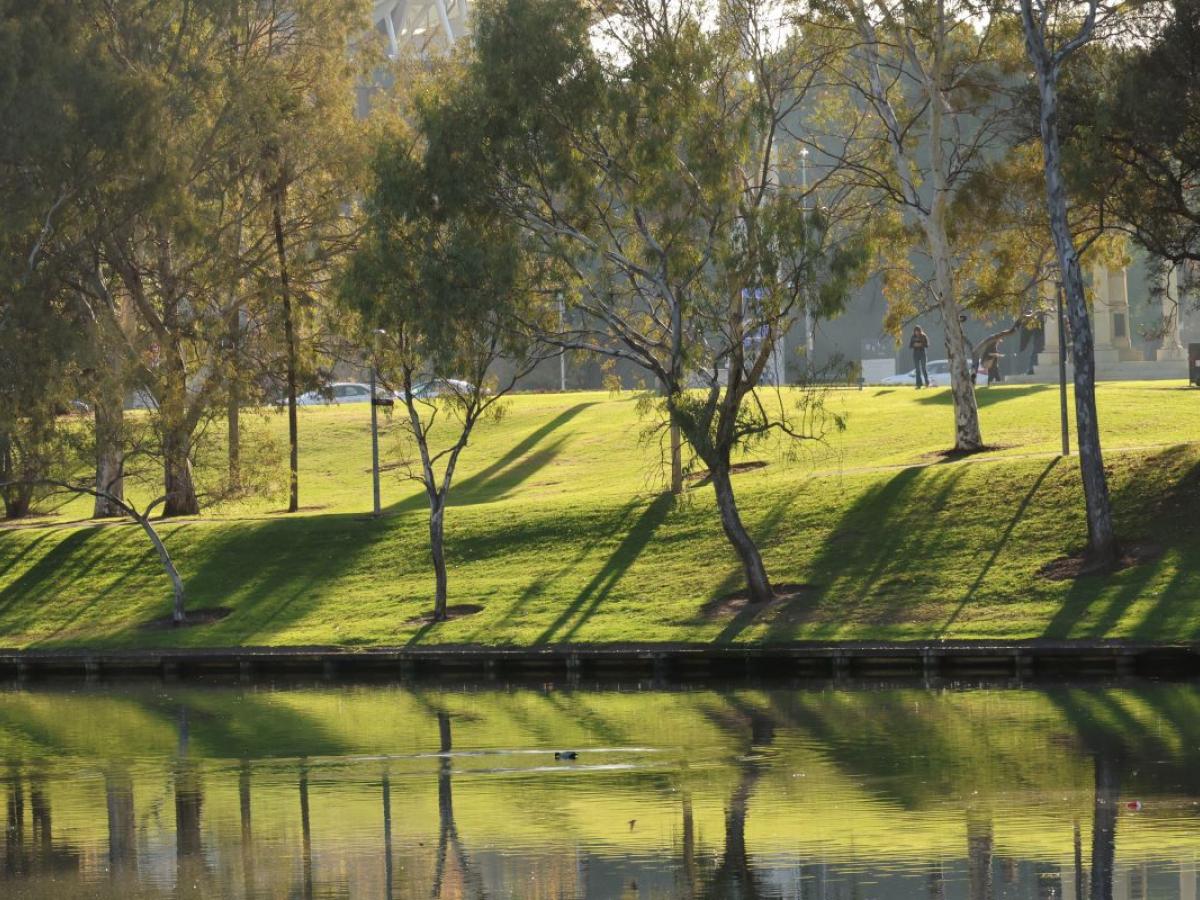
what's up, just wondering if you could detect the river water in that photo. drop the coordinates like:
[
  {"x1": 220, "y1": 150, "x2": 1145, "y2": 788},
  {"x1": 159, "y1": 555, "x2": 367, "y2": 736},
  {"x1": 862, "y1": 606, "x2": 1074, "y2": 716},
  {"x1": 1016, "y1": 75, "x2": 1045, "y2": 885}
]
[{"x1": 0, "y1": 680, "x2": 1196, "y2": 898}]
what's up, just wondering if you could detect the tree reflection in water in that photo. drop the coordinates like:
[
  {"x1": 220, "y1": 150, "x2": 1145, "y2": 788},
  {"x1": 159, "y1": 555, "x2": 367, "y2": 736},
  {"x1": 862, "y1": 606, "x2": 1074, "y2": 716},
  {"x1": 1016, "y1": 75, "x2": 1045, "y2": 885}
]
[
  {"x1": 431, "y1": 710, "x2": 485, "y2": 899},
  {"x1": 0, "y1": 685, "x2": 1193, "y2": 898},
  {"x1": 174, "y1": 705, "x2": 207, "y2": 896},
  {"x1": 299, "y1": 760, "x2": 313, "y2": 900},
  {"x1": 382, "y1": 771, "x2": 394, "y2": 900},
  {"x1": 239, "y1": 760, "x2": 254, "y2": 897},
  {"x1": 105, "y1": 768, "x2": 136, "y2": 879},
  {"x1": 1091, "y1": 752, "x2": 1119, "y2": 900},
  {"x1": 699, "y1": 696, "x2": 777, "y2": 899}
]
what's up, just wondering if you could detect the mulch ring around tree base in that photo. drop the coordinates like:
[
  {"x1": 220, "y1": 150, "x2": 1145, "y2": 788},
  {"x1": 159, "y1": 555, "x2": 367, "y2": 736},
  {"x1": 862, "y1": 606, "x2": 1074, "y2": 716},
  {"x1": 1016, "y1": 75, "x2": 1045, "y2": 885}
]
[
  {"x1": 1039, "y1": 542, "x2": 1164, "y2": 581},
  {"x1": 686, "y1": 461, "x2": 769, "y2": 487},
  {"x1": 141, "y1": 607, "x2": 233, "y2": 630},
  {"x1": 701, "y1": 583, "x2": 816, "y2": 620},
  {"x1": 405, "y1": 604, "x2": 485, "y2": 625}
]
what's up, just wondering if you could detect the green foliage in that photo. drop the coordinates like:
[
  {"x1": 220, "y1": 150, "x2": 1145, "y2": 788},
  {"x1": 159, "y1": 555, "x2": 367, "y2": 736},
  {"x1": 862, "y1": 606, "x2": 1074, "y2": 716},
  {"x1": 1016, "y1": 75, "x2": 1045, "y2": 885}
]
[{"x1": 1074, "y1": 0, "x2": 1200, "y2": 268}]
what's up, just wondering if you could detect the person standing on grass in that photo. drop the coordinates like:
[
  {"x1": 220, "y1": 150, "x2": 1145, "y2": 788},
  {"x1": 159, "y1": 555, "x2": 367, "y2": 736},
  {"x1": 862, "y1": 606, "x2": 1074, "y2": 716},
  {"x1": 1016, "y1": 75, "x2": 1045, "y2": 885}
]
[
  {"x1": 909, "y1": 325, "x2": 930, "y2": 388},
  {"x1": 985, "y1": 338, "x2": 1005, "y2": 386}
]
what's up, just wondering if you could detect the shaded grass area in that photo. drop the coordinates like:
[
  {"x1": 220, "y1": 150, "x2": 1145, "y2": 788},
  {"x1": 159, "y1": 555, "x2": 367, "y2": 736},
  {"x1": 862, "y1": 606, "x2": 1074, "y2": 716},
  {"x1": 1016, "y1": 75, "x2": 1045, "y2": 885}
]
[{"x1": 0, "y1": 383, "x2": 1197, "y2": 648}]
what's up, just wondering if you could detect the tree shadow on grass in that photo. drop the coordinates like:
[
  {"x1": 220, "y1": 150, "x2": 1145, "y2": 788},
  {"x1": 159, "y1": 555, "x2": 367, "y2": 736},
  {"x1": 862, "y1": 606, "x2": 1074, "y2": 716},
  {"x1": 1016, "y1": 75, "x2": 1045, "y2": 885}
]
[
  {"x1": 534, "y1": 493, "x2": 674, "y2": 644},
  {"x1": 382, "y1": 402, "x2": 596, "y2": 517},
  {"x1": 174, "y1": 512, "x2": 408, "y2": 646},
  {"x1": 914, "y1": 384, "x2": 1051, "y2": 408},
  {"x1": 937, "y1": 458, "x2": 1060, "y2": 636},
  {"x1": 495, "y1": 496, "x2": 646, "y2": 629},
  {"x1": 1041, "y1": 445, "x2": 1200, "y2": 640},
  {"x1": 0, "y1": 529, "x2": 121, "y2": 640},
  {"x1": 0, "y1": 530, "x2": 55, "y2": 582},
  {"x1": 753, "y1": 465, "x2": 968, "y2": 641}
]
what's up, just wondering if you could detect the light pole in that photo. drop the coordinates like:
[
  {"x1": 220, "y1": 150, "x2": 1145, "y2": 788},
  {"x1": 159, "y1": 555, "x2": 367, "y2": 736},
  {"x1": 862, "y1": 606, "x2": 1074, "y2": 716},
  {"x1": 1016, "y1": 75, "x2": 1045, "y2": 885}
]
[
  {"x1": 800, "y1": 146, "x2": 814, "y2": 373},
  {"x1": 1056, "y1": 281, "x2": 1070, "y2": 456},
  {"x1": 558, "y1": 292, "x2": 567, "y2": 392},
  {"x1": 370, "y1": 328, "x2": 387, "y2": 517}
]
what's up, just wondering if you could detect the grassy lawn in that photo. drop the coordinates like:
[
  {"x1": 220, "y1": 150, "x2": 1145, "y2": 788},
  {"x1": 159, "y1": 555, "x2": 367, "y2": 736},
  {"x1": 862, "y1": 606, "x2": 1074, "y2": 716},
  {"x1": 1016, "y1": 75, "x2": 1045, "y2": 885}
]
[{"x1": 0, "y1": 380, "x2": 1197, "y2": 648}]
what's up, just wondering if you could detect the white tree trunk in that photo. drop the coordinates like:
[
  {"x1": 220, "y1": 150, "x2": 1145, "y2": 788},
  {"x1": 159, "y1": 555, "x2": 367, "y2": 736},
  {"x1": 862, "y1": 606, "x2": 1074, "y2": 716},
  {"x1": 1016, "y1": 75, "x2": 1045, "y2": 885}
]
[
  {"x1": 1024, "y1": 22, "x2": 1117, "y2": 566},
  {"x1": 133, "y1": 511, "x2": 186, "y2": 624}
]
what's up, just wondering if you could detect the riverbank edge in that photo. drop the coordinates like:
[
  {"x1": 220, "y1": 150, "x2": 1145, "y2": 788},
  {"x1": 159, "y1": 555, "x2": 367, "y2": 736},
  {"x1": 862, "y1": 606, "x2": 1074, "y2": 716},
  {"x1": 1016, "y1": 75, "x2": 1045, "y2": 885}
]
[{"x1": 1, "y1": 639, "x2": 1197, "y2": 681}]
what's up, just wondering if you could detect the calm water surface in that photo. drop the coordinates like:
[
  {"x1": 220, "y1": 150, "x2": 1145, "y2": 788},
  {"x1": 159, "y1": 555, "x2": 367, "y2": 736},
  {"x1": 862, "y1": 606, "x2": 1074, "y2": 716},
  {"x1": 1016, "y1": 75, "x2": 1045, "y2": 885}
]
[{"x1": 0, "y1": 680, "x2": 1197, "y2": 898}]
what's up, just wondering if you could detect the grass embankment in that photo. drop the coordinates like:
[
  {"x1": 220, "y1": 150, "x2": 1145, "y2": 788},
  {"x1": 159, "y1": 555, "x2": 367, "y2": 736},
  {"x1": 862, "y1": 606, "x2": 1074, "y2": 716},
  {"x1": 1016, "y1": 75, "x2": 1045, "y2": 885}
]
[{"x1": 0, "y1": 381, "x2": 1197, "y2": 648}]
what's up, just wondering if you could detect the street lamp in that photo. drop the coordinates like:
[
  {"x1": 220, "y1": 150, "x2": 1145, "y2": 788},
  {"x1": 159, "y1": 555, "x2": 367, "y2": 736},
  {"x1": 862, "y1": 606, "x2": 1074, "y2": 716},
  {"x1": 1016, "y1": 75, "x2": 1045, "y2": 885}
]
[
  {"x1": 557, "y1": 292, "x2": 567, "y2": 392},
  {"x1": 370, "y1": 328, "x2": 388, "y2": 517},
  {"x1": 799, "y1": 146, "x2": 814, "y2": 372}
]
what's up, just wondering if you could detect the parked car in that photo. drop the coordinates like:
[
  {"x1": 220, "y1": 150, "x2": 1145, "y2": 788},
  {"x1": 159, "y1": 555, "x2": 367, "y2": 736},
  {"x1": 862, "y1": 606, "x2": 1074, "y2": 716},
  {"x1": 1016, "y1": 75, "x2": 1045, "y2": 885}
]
[
  {"x1": 881, "y1": 359, "x2": 953, "y2": 387},
  {"x1": 296, "y1": 382, "x2": 389, "y2": 406},
  {"x1": 405, "y1": 378, "x2": 477, "y2": 400}
]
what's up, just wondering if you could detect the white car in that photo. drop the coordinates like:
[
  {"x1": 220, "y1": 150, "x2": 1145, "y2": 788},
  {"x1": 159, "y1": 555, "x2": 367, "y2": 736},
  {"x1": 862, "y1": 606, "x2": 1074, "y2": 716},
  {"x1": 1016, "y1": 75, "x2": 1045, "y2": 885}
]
[
  {"x1": 405, "y1": 378, "x2": 477, "y2": 399},
  {"x1": 296, "y1": 382, "x2": 385, "y2": 405},
  {"x1": 881, "y1": 359, "x2": 953, "y2": 387}
]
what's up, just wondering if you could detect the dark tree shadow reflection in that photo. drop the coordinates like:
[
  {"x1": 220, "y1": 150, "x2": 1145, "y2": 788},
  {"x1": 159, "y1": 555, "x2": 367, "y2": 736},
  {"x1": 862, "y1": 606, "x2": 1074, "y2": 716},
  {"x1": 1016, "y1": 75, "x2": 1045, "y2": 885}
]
[
  {"x1": 106, "y1": 768, "x2": 136, "y2": 880},
  {"x1": 1090, "y1": 752, "x2": 1119, "y2": 900},
  {"x1": 174, "y1": 706, "x2": 207, "y2": 896},
  {"x1": 431, "y1": 711, "x2": 485, "y2": 899},
  {"x1": 696, "y1": 696, "x2": 777, "y2": 899}
]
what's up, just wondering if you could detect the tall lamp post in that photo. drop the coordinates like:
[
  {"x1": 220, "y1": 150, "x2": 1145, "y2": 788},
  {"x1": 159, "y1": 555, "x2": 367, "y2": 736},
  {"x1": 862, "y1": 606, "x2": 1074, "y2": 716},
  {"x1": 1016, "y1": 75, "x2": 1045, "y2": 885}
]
[
  {"x1": 557, "y1": 292, "x2": 567, "y2": 392},
  {"x1": 800, "y1": 145, "x2": 814, "y2": 373},
  {"x1": 1055, "y1": 281, "x2": 1070, "y2": 456},
  {"x1": 370, "y1": 328, "x2": 388, "y2": 517}
]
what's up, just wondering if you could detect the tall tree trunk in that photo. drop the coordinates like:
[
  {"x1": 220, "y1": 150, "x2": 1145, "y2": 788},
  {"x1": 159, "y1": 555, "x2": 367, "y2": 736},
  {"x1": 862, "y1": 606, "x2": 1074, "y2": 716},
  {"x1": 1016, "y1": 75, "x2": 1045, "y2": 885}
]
[
  {"x1": 935, "y1": 275, "x2": 984, "y2": 451},
  {"x1": 925, "y1": 23, "x2": 984, "y2": 453},
  {"x1": 272, "y1": 181, "x2": 299, "y2": 514},
  {"x1": 430, "y1": 498, "x2": 448, "y2": 621},
  {"x1": 1027, "y1": 47, "x2": 1118, "y2": 567},
  {"x1": 94, "y1": 392, "x2": 125, "y2": 518},
  {"x1": 162, "y1": 423, "x2": 199, "y2": 517},
  {"x1": 710, "y1": 464, "x2": 773, "y2": 602},
  {"x1": 160, "y1": 353, "x2": 199, "y2": 517},
  {"x1": 0, "y1": 433, "x2": 33, "y2": 520}
]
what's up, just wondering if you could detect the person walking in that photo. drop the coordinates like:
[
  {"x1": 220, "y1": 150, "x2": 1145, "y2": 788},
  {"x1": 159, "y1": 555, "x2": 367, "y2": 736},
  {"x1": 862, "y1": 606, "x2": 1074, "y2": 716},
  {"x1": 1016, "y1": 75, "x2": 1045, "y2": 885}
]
[
  {"x1": 909, "y1": 325, "x2": 930, "y2": 388},
  {"x1": 984, "y1": 338, "x2": 1004, "y2": 386}
]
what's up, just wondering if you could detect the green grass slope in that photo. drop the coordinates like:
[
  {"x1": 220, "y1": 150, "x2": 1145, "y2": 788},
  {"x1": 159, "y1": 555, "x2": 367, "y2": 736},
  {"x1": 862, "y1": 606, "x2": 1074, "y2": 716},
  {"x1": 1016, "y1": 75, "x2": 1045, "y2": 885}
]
[{"x1": 0, "y1": 381, "x2": 1197, "y2": 648}]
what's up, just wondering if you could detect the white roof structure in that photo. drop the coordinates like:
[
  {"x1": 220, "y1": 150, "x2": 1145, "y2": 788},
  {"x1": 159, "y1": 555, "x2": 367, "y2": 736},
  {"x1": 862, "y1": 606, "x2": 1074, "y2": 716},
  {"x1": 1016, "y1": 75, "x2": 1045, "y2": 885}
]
[{"x1": 372, "y1": 0, "x2": 469, "y2": 56}]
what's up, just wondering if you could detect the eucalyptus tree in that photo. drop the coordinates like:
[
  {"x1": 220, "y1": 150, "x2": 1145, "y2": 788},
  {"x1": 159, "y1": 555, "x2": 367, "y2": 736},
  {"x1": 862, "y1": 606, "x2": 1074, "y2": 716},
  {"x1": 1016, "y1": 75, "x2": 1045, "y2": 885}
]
[
  {"x1": 67, "y1": 0, "x2": 370, "y2": 517},
  {"x1": 343, "y1": 125, "x2": 552, "y2": 622},
  {"x1": 805, "y1": 0, "x2": 1039, "y2": 451},
  {"x1": 1018, "y1": 0, "x2": 1127, "y2": 566},
  {"x1": 424, "y1": 0, "x2": 866, "y2": 603},
  {"x1": 243, "y1": 0, "x2": 372, "y2": 512},
  {"x1": 0, "y1": 0, "x2": 101, "y2": 518}
]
